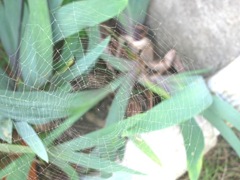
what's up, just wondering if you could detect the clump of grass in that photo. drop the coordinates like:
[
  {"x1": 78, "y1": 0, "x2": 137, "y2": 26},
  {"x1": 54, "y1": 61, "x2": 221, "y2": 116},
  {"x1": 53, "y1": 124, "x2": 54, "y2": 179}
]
[{"x1": 180, "y1": 129, "x2": 240, "y2": 180}]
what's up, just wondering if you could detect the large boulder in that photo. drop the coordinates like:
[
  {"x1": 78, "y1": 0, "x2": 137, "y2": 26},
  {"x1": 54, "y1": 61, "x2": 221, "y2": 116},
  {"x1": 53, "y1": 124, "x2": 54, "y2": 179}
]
[{"x1": 146, "y1": 0, "x2": 240, "y2": 76}]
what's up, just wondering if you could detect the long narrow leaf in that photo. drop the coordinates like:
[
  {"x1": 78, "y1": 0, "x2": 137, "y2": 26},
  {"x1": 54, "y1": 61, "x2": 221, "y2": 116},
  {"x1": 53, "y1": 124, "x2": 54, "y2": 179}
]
[
  {"x1": 130, "y1": 136, "x2": 161, "y2": 166},
  {"x1": 55, "y1": 33, "x2": 84, "y2": 72},
  {"x1": 210, "y1": 95, "x2": 240, "y2": 131},
  {"x1": 118, "y1": 0, "x2": 150, "y2": 35},
  {"x1": 56, "y1": 76, "x2": 212, "y2": 151},
  {"x1": 0, "y1": 68, "x2": 14, "y2": 90},
  {"x1": 52, "y1": 0, "x2": 128, "y2": 42},
  {"x1": 122, "y1": 76, "x2": 212, "y2": 136},
  {"x1": 0, "y1": 76, "x2": 123, "y2": 124},
  {"x1": 0, "y1": 154, "x2": 34, "y2": 179},
  {"x1": 0, "y1": 118, "x2": 13, "y2": 143},
  {"x1": 90, "y1": 71, "x2": 137, "y2": 163},
  {"x1": 49, "y1": 147, "x2": 143, "y2": 175},
  {"x1": 48, "y1": 0, "x2": 63, "y2": 11},
  {"x1": 0, "y1": 143, "x2": 33, "y2": 154},
  {"x1": 14, "y1": 121, "x2": 48, "y2": 162},
  {"x1": 140, "y1": 79, "x2": 170, "y2": 100},
  {"x1": 61, "y1": 37, "x2": 110, "y2": 81},
  {"x1": 50, "y1": 158, "x2": 79, "y2": 180},
  {"x1": 43, "y1": 74, "x2": 127, "y2": 146},
  {"x1": 43, "y1": 106, "x2": 90, "y2": 147},
  {"x1": 87, "y1": 26, "x2": 101, "y2": 51},
  {"x1": 203, "y1": 108, "x2": 240, "y2": 157},
  {"x1": 106, "y1": 71, "x2": 137, "y2": 126},
  {"x1": 5, "y1": 158, "x2": 34, "y2": 180},
  {"x1": 0, "y1": 0, "x2": 21, "y2": 57},
  {"x1": 20, "y1": 0, "x2": 53, "y2": 88},
  {"x1": 181, "y1": 119, "x2": 204, "y2": 180},
  {"x1": 100, "y1": 53, "x2": 134, "y2": 72}
]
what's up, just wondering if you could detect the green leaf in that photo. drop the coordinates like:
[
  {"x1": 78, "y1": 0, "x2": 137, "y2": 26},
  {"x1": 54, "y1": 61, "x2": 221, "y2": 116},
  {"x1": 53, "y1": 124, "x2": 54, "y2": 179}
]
[
  {"x1": 118, "y1": 0, "x2": 150, "y2": 34},
  {"x1": 209, "y1": 95, "x2": 240, "y2": 131},
  {"x1": 49, "y1": 147, "x2": 143, "y2": 175},
  {"x1": 181, "y1": 119, "x2": 204, "y2": 180},
  {"x1": 62, "y1": 37, "x2": 110, "y2": 81},
  {"x1": 43, "y1": 106, "x2": 90, "y2": 147},
  {"x1": 140, "y1": 79, "x2": 170, "y2": 100},
  {"x1": 130, "y1": 136, "x2": 161, "y2": 166},
  {"x1": 106, "y1": 71, "x2": 136, "y2": 126},
  {"x1": 122, "y1": 76, "x2": 212, "y2": 136},
  {"x1": 56, "y1": 33, "x2": 84, "y2": 72},
  {"x1": 0, "y1": 118, "x2": 13, "y2": 143},
  {"x1": 53, "y1": 0, "x2": 128, "y2": 42},
  {"x1": 50, "y1": 157, "x2": 79, "y2": 180},
  {"x1": 87, "y1": 26, "x2": 101, "y2": 51},
  {"x1": 20, "y1": 0, "x2": 53, "y2": 88},
  {"x1": 0, "y1": 76, "x2": 123, "y2": 124},
  {"x1": 0, "y1": 0, "x2": 22, "y2": 56},
  {"x1": 100, "y1": 52, "x2": 134, "y2": 72},
  {"x1": 48, "y1": 0, "x2": 63, "y2": 10},
  {"x1": 0, "y1": 154, "x2": 34, "y2": 180},
  {"x1": 0, "y1": 143, "x2": 33, "y2": 154},
  {"x1": 43, "y1": 75, "x2": 126, "y2": 147},
  {"x1": 91, "y1": 71, "x2": 137, "y2": 163},
  {"x1": 0, "y1": 68, "x2": 14, "y2": 90},
  {"x1": 14, "y1": 121, "x2": 49, "y2": 162},
  {"x1": 56, "y1": 76, "x2": 212, "y2": 151},
  {"x1": 203, "y1": 108, "x2": 240, "y2": 157}
]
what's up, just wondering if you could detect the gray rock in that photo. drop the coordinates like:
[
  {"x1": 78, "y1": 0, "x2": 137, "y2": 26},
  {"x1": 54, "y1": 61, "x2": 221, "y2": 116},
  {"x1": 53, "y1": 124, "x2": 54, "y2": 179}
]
[{"x1": 146, "y1": 0, "x2": 240, "y2": 76}]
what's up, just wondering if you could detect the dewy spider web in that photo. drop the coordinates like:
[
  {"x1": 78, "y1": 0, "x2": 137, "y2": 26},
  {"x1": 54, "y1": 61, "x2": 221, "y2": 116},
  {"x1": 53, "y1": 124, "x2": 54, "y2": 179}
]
[{"x1": 0, "y1": 1, "x2": 206, "y2": 180}]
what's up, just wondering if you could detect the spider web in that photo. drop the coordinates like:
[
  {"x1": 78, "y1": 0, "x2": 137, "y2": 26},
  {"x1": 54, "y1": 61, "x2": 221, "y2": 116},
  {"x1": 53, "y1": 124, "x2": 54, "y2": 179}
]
[{"x1": 0, "y1": 1, "x2": 209, "y2": 180}]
